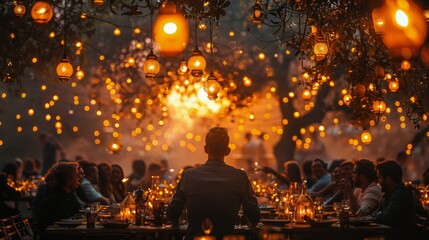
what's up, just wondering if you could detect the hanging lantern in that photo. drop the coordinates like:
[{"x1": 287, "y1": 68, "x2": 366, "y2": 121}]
[
  {"x1": 372, "y1": 0, "x2": 427, "y2": 58},
  {"x1": 400, "y1": 60, "x2": 411, "y2": 70},
  {"x1": 373, "y1": 99, "x2": 387, "y2": 113},
  {"x1": 177, "y1": 59, "x2": 188, "y2": 75},
  {"x1": 153, "y1": 1, "x2": 189, "y2": 57},
  {"x1": 371, "y1": 8, "x2": 386, "y2": 34},
  {"x1": 301, "y1": 89, "x2": 311, "y2": 100},
  {"x1": 343, "y1": 93, "x2": 352, "y2": 105},
  {"x1": 31, "y1": 0, "x2": 53, "y2": 24},
  {"x1": 252, "y1": 0, "x2": 262, "y2": 24},
  {"x1": 313, "y1": 41, "x2": 328, "y2": 61},
  {"x1": 389, "y1": 80, "x2": 399, "y2": 92},
  {"x1": 56, "y1": 58, "x2": 73, "y2": 82},
  {"x1": 204, "y1": 74, "x2": 221, "y2": 100},
  {"x1": 243, "y1": 76, "x2": 252, "y2": 87},
  {"x1": 13, "y1": 1, "x2": 26, "y2": 18},
  {"x1": 361, "y1": 131, "x2": 372, "y2": 144},
  {"x1": 354, "y1": 84, "x2": 366, "y2": 96},
  {"x1": 93, "y1": 0, "x2": 104, "y2": 6},
  {"x1": 375, "y1": 66, "x2": 385, "y2": 78},
  {"x1": 188, "y1": 48, "x2": 206, "y2": 78},
  {"x1": 143, "y1": 50, "x2": 160, "y2": 79}
]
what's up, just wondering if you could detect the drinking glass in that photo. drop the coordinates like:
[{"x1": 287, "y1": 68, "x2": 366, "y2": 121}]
[
  {"x1": 237, "y1": 206, "x2": 244, "y2": 228},
  {"x1": 86, "y1": 211, "x2": 97, "y2": 229},
  {"x1": 201, "y1": 218, "x2": 213, "y2": 235},
  {"x1": 333, "y1": 202, "x2": 341, "y2": 226}
]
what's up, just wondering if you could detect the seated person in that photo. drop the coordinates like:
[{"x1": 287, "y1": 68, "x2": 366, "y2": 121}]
[
  {"x1": 340, "y1": 159, "x2": 382, "y2": 217},
  {"x1": 126, "y1": 159, "x2": 146, "y2": 192},
  {"x1": 307, "y1": 159, "x2": 331, "y2": 194},
  {"x1": 311, "y1": 163, "x2": 342, "y2": 200},
  {"x1": 373, "y1": 160, "x2": 417, "y2": 240},
  {"x1": 77, "y1": 161, "x2": 109, "y2": 205},
  {"x1": 167, "y1": 127, "x2": 261, "y2": 240},
  {"x1": 261, "y1": 160, "x2": 302, "y2": 186},
  {"x1": 0, "y1": 172, "x2": 20, "y2": 218},
  {"x1": 34, "y1": 162, "x2": 81, "y2": 230},
  {"x1": 302, "y1": 160, "x2": 315, "y2": 188}
]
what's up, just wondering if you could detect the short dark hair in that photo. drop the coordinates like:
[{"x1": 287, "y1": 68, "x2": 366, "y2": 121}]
[
  {"x1": 205, "y1": 127, "x2": 229, "y2": 155},
  {"x1": 396, "y1": 151, "x2": 407, "y2": 163},
  {"x1": 340, "y1": 160, "x2": 355, "y2": 168},
  {"x1": 313, "y1": 158, "x2": 327, "y2": 169},
  {"x1": 132, "y1": 159, "x2": 146, "y2": 174},
  {"x1": 79, "y1": 160, "x2": 97, "y2": 176},
  {"x1": 355, "y1": 159, "x2": 377, "y2": 182},
  {"x1": 148, "y1": 163, "x2": 162, "y2": 172},
  {"x1": 377, "y1": 160, "x2": 402, "y2": 183},
  {"x1": 328, "y1": 159, "x2": 345, "y2": 173}
]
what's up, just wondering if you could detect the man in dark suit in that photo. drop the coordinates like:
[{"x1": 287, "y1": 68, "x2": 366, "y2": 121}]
[
  {"x1": 167, "y1": 127, "x2": 261, "y2": 240},
  {"x1": 373, "y1": 160, "x2": 417, "y2": 240}
]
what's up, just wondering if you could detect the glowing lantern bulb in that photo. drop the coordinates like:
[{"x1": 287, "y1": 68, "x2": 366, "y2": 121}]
[
  {"x1": 389, "y1": 80, "x2": 399, "y2": 92},
  {"x1": 31, "y1": 1, "x2": 53, "y2": 24},
  {"x1": 373, "y1": 99, "x2": 387, "y2": 113},
  {"x1": 301, "y1": 89, "x2": 311, "y2": 100},
  {"x1": 14, "y1": 2, "x2": 26, "y2": 18},
  {"x1": 395, "y1": 10, "x2": 408, "y2": 27},
  {"x1": 56, "y1": 58, "x2": 73, "y2": 82},
  {"x1": 204, "y1": 74, "x2": 221, "y2": 100},
  {"x1": 113, "y1": 28, "x2": 121, "y2": 36},
  {"x1": 361, "y1": 131, "x2": 372, "y2": 144},
  {"x1": 93, "y1": 0, "x2": 104, "y2": 6}
]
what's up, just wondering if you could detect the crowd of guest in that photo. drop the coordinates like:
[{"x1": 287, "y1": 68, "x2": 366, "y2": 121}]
[
  {"x1": 0, "y1": 130, "x2": 429, "y2": 240},
  {"x1": 0, "y1": 154, "x2": 172, "y2": 230}
]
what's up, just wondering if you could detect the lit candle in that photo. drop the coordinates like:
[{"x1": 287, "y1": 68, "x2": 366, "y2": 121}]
[{"x1": 194, "y1": 236, "x2": 215, "y2": 240}]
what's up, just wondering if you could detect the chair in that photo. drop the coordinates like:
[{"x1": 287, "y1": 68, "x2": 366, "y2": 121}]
[
  {"x1": 0, "y1": 227, "x2": 8, "y2": 240},
  {"x1": 10, "y1": 215, "x2": 33, "y2": 240},
  {"x1": 1, "y1": 218, "x2": 19, "y2": 240}
]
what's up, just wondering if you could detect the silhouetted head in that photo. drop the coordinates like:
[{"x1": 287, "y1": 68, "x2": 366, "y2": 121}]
[
  {"x1": 204, "y1": 127, "x2": 231, "y2": 158},
  {"x1": 377, "y1": 160, "x2": 402, "y2": 193}
]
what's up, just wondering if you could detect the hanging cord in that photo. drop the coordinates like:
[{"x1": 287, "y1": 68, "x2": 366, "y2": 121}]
[
  {"x1": 63, "y1": 0, "x2": 67, "y2": 58},
  {"x1": 150, "y1": 0, "x2": 153, "y2": 51},
  {"x1": 209, "y1": 16, "x2": 213, "y2": 72},
  {"x1": 194, "y1": 0, "x2": 198, "y2": 48}
]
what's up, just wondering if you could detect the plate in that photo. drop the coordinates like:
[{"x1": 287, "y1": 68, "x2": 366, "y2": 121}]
[{"x1": 261, "y1": 219, "x2": 291, "y2": 226}]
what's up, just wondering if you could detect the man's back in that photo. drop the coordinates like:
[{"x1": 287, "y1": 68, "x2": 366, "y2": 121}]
[
  {"x1": 167, "y1": 159, "x2": 260, "y2": 240},
  {"x1": 374, "y1": 184, "x2": 417, "y2": 239}
]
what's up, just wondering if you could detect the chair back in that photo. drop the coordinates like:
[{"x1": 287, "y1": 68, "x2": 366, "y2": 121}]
[
  {"x1": 1, "y1": 218, "x2": 19, "y2": 240},
  {"x1": 10, "y1": 216, "x2": 33, "y2": 240},
  {"x1": 0, "y1": 226, "x2": 8, "y2": 240}
]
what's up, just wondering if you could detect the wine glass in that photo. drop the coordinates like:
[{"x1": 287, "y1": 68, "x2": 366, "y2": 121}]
[
  {"x1": 201, "y1": 218, "x2": 213, "y2": 235},
  {"x1": 333, "y1": 202, "x2": 341, "y2": 226},
  {"x1": 237, "y1": 206, "x2": 244, "y2": 228}
]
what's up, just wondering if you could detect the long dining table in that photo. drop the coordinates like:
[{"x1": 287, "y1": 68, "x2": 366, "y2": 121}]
[{"x1": 44, "y1": 221, "x2": 392, "y2": 240}]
